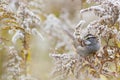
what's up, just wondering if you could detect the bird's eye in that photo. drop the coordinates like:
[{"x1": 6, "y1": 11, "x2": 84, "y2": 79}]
[
  {"x1": 86, "y1": 37, "x2": 90, "y2": 40},
  {"x1": 87, "y1": 37, "x2": 90, "y2": 39}
]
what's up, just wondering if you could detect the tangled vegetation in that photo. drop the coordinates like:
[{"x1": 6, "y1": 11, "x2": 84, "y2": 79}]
[{"x1": 50, "y1": 0, "x2": 120, "y2": 80}]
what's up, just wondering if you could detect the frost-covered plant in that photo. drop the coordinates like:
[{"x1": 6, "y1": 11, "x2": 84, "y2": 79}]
[
  {"x1": 2, "y1": 46, "x2": 38, "y2": 80},
  {"x1": 50, "y1": 0, "x2": 120, "y2": 80},
  {"x1": 2, "y1": 46, "x2": 23, "y2": 80},
  {"x1": 0, "y1": 0, "x2": 42, "y2": 80}
]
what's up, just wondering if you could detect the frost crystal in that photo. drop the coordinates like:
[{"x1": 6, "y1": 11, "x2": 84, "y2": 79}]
[
  {"x1": 12, "y1": 30, "x2": 24, "y2": 44},
  {"x1": 32, "y1": 28, "x2": 44, "y2": 40}
]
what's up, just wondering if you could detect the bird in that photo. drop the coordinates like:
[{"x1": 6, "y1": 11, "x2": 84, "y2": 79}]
[
  {"x1": 76, "y1": 34, "x2": 100, "y2": 57},
  {"x1": 60, "y1": 27, "x2": 100, "y2": 57}
]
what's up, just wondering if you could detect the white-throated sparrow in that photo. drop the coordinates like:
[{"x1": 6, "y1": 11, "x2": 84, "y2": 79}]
[
  {"x1": 60, "y1": 26, "x2": 100, "y2": 57},
  {"x1": 76, "y1": 34, "x2": 100, "y2": 57}
]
